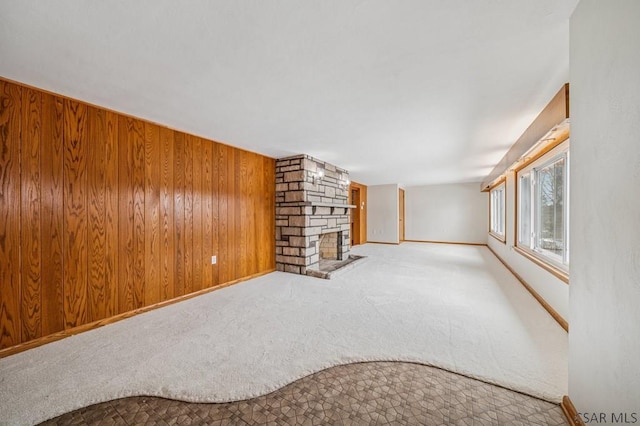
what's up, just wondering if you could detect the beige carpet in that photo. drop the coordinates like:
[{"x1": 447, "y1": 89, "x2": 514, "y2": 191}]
[{"x1": 0, "y1": 243, "x2": 567, "y2": 425}]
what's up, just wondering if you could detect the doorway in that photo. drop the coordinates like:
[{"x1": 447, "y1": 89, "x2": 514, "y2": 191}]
[
  {"x1": 350, "y1": 186, "x2": 361, "y2": 246},
  {"x1": 399, "y1": 188, "x2": 405, "y2": 242},
  {"x1": 348, "y1": 182, "x2": 367, "y2": 246}
]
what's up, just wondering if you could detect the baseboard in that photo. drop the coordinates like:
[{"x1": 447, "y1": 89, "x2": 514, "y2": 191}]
[
  {"x1": 367, "y1": 241, "x2": 400, "y2": 245},
  {"x1": 561, "y1": 395, "x2": 585, "y2": 426},
  {"x1": 0, "y1": 269, "x2": 275, "y2": 359},
  {"x1": 403, "y1": 239, "x2": 487, "y2": 246},
  {"x1": 487, "y1": 246, "x2": 568, "y2": 332}
]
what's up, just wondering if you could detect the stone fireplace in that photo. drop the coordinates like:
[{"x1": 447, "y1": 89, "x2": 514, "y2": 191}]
[{"x1": 275, "y1": 154, "x2": 355, "y2": 277}]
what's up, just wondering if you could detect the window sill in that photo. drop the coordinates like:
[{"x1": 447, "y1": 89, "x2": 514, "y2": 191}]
[
  {"x1": 513, "y1": 246, "x2": 569, "y2": 284},
  {"x1": 489, "y1": 232, "x2": 506, "y2": 244}
]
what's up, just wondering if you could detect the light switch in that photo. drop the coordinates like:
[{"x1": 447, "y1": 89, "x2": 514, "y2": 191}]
[{"x1": 211, "y1": 255, "x2": 217, "y2": 264}]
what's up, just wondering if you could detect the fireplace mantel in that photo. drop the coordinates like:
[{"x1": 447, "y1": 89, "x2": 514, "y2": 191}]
[
  {"x1": 282, "y1": 201, "x2": 355, "y2": 209},
  {"x1": 284, "y1": 201, "x2": 357, "y2": 215},
  {"x1": 310, "y1": 202, "x2": 355, "y2": 215},
  {"x1": 309, "y1": 202, "x2": 356, "y2": 208}
]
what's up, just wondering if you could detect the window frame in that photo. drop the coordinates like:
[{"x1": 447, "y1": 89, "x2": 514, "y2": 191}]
[
  {"x1": 515, "y1": 139, "x2": 570, "y2": 281},
  {"x1": 489, "y1": 180, "x2": 506, "y2": 243}
]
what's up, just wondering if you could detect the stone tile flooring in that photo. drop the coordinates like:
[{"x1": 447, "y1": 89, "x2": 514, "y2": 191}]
[{"x1": 41, "y1": 362, "x2": 568, "y2": 425}]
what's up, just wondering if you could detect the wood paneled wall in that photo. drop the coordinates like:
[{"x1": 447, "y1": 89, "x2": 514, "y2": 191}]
[{"x1": 0, "y1": 78, "x2": 275, "y2": 350}]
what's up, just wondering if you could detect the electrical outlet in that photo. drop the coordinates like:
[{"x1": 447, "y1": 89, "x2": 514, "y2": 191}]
[{"x1": 211, "y1": 255, "x2": 217, "y2": 264}]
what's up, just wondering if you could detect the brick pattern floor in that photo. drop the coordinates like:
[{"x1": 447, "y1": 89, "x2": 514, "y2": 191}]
[{"x1": 41, "y1": 362, "x2": 568, "y2": 425}]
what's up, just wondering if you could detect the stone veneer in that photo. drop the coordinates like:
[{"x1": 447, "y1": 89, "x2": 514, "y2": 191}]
[{"x1": 275, "y1": 154, "x2": 353, "y2": 275}]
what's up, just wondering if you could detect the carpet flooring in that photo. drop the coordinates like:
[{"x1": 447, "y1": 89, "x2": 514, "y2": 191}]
[
  {"x1": 41, "y1": 362, "x2": 568, "y2": 425},
  {"x1": 0, "y1": 243, "x2": 568, "y2": 425}
]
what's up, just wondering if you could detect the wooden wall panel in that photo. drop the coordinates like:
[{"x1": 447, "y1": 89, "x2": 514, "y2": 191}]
[
  {"x1": 40, "y1": 93, "x2": 65, "y2": 336},
  {"x1": 249, "y1": 153, "x2": 260, "y2": 275},
  {"x1": 230, "y1": 149, "x2": 240, "y2": 281},
  {"x1": 217, "y1": 144, "x2": 228, "y2": 283},
  {"x1": 0, "y1": 78, "x2": 276, "y2": 352},
  {"x1": 21, "y1": 88, "x2": 43, "y2": 340},
  {"x1": 191, "y1": 136, "x2": 203, "y2": 293},
  {"x1": 238, "y1": 151, "x2": 248, "y2": 279},
  {"x1": 144, "y1": 122, "x2": 160, "y2": 306},
  {"x1": 266, "y1": 157, "x2": 276, "y2": 268},
  {"x1": 118, "y1": 116, "x2": 146, "y2": 312},
  {"x1": 103, "y1": 110, "x2": 119, "y2": 319},
  {"x1": 118, "y1": 115, "x2": 135, "y2": 313},
  {"x1": 202, "y1": 139, "x2": 214, "y2": 289},
  {"x1": 256, "y1": 154, "x2": 264, "y2": 274},
  {"x1": 217, "y1": 144, "x2": 233, "y2": 284},
  {"x1": 63, "y1": 99, "x2": 89, "y2": 328},
  {"x1": 173, "y1": 132, "x2": 185, "y2": 297},
  {"x1": 88, "y1": 107, "x2": 108, "y2": 322},
  {"x1": 131, "y1": 118, "x2": 146, "y2": 310},
  {"x1": 242, "y1": 152, "x2": 255, "y2": 277},
  {"x1": 259, "y1": 156, "x2": 276, "y2": 272},
  {"x1": 0, "y1": 81, "x2": 22, "y2": 348},
  {"x1": 183, "y1": 135, "x2": 195, "y2": 295},
  {"x1": 208, "y1": 140, "x2": 220, "y2": 288},
  {"x1": 159, "y1": 127, "x2": 175, "y2": 301}
]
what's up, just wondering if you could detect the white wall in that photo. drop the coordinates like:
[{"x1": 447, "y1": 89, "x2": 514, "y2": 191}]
[
  {"x1": 487, "y1": 172, "x2": 569, "y2": 321},
  {"x1": 405, "y1": 183, "x2": 488, "y2": 244},
  {"x1": 367, "y1": 184, "x2": 399, "y2": 244},
  {"x1": 569, "y1": 0, "x2": 640, "y2": 414}
]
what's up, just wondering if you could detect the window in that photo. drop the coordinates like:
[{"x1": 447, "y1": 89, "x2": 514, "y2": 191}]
[
  {"x1": 517, "y1": 144, "x2": 569, "y2": 272},
  {"x1": 489, "y1": 182, "x2": 505, "y2": 241}
]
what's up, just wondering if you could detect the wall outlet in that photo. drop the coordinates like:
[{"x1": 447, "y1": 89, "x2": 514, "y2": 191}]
[{"x1": 211, "y1": 255, "x2": 217, "y2": 264}]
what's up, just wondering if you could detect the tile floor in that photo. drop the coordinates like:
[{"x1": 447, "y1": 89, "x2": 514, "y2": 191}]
[{"x1": 41, "y1": 362, "x2": 568, "y2": 425}]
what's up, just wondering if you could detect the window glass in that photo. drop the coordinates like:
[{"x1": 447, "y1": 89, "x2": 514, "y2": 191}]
[
  {"x1": 490, "y1": 183, "x2": 505, "y2": 239},
  {"x1": 516, "y1": 145, "x2": 569, "y2": 272},
  {"x1": 536, "y1": 157, "x2": 565, "y2": 260},
  {"x1": 519, "y1": 173, "x2": 531, "y2": 246}
]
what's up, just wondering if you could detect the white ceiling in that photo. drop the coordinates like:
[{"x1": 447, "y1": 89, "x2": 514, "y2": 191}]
[{"x1": 0, "y1": 0, "x2": 577, "y2": 186}]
